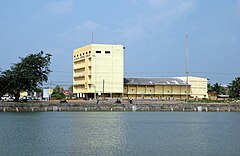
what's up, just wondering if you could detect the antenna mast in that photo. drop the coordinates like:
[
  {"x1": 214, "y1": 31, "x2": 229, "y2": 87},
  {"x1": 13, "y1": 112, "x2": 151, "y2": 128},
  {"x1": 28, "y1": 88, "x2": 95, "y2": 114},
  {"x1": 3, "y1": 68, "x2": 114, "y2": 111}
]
[{"x1": 186, "y1": 32, "x2": 189, "y2": 102}]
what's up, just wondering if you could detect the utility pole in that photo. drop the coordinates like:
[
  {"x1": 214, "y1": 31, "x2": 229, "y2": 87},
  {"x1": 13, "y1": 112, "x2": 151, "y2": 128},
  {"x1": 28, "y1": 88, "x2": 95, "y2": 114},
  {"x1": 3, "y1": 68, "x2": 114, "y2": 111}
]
[
  {"x1": 103, "y1": 79, "x2": 105, "y2": 100},
  {"x1": 186, "y1": 32, "x2": 189, "y2": 102}
]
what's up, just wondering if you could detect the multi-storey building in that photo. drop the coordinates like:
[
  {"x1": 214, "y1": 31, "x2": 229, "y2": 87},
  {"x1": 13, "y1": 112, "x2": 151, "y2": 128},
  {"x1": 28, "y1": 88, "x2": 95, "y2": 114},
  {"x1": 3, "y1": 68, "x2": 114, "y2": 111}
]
[{"x1": 73, "y1": 44, "x2": 124, "y2": 99}]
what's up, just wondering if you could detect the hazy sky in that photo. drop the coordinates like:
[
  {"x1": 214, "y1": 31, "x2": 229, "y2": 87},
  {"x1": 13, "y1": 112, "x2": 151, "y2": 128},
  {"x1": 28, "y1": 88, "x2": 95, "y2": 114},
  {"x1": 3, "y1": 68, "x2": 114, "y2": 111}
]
[{"x1": 0, "y1": 0, "x2": 240, "y2": 88}]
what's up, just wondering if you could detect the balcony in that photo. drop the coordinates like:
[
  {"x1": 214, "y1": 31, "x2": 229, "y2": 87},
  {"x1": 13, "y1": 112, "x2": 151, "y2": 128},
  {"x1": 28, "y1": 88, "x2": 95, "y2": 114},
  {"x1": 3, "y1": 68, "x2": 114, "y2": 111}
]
[
  {"x1": 74, "y1": 66, "x2": 85, "y2": 70},
  {"x1": 74, "y1": 56, "x2": 85, "y2": 62},
  {"x1": 74, "y1": 73, "x2": 85, "y2": 78},
  {"x1": 74, "y1": 83, "x2": 84, "y2": 86}
]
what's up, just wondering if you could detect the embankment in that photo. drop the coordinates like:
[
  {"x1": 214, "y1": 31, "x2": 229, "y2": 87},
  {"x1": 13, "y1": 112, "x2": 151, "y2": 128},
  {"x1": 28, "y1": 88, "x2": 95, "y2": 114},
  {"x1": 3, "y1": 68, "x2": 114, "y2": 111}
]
[{"x1": 0, "y1": 100, "x2": 239, "y2": 112}]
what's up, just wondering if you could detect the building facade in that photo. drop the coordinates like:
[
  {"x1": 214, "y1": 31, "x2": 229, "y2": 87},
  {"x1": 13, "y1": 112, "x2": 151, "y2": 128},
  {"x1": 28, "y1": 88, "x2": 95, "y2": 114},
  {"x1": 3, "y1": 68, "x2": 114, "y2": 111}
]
[
  {"x1": 73, "y1": 44, "x2": 124, "y2": 99},
  {"x1": 124, "y1": 76, "x2": 208, "y2": 100},
  {"x1": 124, "y1": 77, "x2": 190, "y2": 100},
  {"x1": 176, "y1": 76, "x2": 208, "y2": 99}
]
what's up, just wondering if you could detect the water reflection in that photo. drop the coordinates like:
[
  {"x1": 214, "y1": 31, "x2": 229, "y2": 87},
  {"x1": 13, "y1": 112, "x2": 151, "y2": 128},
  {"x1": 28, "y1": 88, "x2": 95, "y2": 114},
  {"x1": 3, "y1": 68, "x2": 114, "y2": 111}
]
[{"x1": 0, "y1": 112, "x2": 240, "y2": 156}]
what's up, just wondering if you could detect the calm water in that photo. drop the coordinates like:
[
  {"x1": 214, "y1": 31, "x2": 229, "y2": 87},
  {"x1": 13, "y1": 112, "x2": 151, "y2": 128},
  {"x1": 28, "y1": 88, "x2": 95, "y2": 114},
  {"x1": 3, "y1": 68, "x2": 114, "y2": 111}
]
[{"x1": 0, "y1": 112, "x2": 240, "y2": 156}]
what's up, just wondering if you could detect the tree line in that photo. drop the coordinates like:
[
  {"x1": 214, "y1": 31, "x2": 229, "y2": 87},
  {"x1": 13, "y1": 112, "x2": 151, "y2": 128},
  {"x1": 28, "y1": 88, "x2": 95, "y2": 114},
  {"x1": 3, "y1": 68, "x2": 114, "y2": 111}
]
[{"x1": 208, "y1": 77, "x2": 240, "y2": 98}]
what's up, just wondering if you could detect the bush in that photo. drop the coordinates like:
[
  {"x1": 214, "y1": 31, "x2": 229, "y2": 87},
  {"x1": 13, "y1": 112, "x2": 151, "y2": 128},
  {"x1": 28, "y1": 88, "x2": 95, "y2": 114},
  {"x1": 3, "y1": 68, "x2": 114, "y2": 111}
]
[{"x1": 51, "y1": 93, "x2": 65, "y2": 100}]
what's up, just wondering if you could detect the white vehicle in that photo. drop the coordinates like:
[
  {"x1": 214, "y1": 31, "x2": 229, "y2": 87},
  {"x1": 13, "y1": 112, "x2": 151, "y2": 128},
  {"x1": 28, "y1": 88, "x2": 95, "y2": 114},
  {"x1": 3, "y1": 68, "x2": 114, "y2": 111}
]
[{"x1": 1, "y1": 96, "x2": 15, "y2": 102}]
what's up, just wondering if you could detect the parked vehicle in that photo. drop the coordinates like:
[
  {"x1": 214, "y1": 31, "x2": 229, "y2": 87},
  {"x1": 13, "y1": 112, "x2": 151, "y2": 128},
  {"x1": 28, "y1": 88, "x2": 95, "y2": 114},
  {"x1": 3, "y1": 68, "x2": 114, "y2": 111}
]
[{"x1": 1, "y1": 96, "x2": 15, "y2": 102}]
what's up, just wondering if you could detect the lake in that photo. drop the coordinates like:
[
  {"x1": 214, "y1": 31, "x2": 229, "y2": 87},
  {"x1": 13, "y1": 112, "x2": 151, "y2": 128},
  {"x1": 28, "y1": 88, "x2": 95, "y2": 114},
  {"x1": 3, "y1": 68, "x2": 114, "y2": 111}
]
[{"x1": 0, "y1": 112, "x2": 239, "y2": 156}]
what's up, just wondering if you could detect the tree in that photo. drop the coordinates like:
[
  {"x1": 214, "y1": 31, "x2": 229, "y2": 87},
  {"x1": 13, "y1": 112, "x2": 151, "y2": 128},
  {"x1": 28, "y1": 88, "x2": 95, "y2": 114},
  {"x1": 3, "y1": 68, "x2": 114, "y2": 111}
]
[
  {"x1": 51, "y1": 85, "x2": 65, "y2": 100},
  {"x1": 207, "y1": 83, "x2": 213, "y2": 92},
  {"x1": 0, "y1": 72, "x2": 8, "y2": 97},
  {"x1": 53, "y1": 85, "x2": 63, "y2": 94},
  {"x1": 0, "y1": 51, "x2": 51, "y2": 101},
  {"x1": 208, "y1": 83, "x2": 226, "y2": 95},
  {"x1": 228, "y1": 77, "x2": 240, "y2": 98}
]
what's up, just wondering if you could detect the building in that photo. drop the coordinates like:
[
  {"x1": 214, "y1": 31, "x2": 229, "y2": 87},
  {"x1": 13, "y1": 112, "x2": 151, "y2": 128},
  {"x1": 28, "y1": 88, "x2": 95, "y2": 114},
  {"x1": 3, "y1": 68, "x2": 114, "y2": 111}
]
[
  {"x1": 124, "y1": 77, "x2": 190, "y2": 100},
  {"x1": 73, "y1": 44, "x2": 124, "y2": 99},
  {"x1": 73, "y1": 44, "x2": 208, "y2": 100},
  {"x1": 176, "y1": 76, "x2": 208, "y2": 99},
  {"x1": 124, "y1": 76, "x2": 208, "y2": 100}
]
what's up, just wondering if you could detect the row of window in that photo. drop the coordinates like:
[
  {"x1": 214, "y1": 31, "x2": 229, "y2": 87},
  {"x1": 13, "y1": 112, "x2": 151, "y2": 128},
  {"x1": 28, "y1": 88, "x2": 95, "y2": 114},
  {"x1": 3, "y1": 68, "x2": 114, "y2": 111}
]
[
  {"x1": 74, "y1": 51, "x2": 91, "y2": 58},
  {"x1": 74, "y1": 50, "x2": 111, "y2": 58},
  {"x1": 96, "y1": 51, "x2": 111, "y2": 54}
]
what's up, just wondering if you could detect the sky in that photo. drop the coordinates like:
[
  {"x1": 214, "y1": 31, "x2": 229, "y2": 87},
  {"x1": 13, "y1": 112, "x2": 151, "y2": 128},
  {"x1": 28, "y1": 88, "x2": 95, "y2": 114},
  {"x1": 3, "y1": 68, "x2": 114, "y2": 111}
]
[{"x1": 0, "y1": 0, "x2": 240, "y2": 88}]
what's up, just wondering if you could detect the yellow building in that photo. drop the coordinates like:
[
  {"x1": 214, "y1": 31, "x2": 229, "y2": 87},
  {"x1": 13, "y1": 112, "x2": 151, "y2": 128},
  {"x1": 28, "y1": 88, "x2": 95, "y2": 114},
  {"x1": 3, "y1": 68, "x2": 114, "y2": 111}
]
[
  {"x1": 124, "y1": 77, "x2": 190, "y2": 100},
  {"x1": 124, "y1": 76, "x2": 208, "y2": 100},
  {"x1": 176, "y1": 76, "x2": 208, "y2": 99},
  {"x1": 73, "y1": 44, "x2": 124, "y2": 99}
]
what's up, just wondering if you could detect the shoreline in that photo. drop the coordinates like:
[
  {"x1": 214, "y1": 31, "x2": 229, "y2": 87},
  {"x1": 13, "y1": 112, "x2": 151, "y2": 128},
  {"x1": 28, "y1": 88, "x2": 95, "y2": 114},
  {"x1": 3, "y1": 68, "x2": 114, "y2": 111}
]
[{"x1": 0, "y1": 100, "x2": 239, "y2": 112}]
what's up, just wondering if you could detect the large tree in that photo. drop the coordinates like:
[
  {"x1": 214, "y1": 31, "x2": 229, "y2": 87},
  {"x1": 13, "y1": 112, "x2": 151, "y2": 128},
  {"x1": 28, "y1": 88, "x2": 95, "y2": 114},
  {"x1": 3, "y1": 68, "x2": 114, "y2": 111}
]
[
  {"x1": 0, "y1": 72, "x2": 8, "y2": 97},
  {"x1": 0, "y1": 51, "x2": 51, "y2": 101},
  {"x1": 228, "y1": 77, "x2": 240, "y2": 98}
]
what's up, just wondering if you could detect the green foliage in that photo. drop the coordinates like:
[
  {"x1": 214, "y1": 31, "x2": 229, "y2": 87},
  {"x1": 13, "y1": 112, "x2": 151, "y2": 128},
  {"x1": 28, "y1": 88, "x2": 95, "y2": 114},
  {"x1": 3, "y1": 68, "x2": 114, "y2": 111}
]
[
  {"x1": 0, "y1": 51, "x2": 51, "y2": 100},
  {"x1": 53, "y1": 85, "x2": 63, "y2": 94},
  {"x1": 228, "y1": 77, "x2": 240, "y2": 98},
  {"x1": 51, "y1": 93, "x2": 65, "y2": 100},
  {"x1": 51, "y1": 85, "x2": 66, "y2": 100},
  {"x1": 207, "y1": 83, "x2": 213, "y2": 92},
  {"x1": 208, "y1": 83, "x2": 226, "y2": 95}
]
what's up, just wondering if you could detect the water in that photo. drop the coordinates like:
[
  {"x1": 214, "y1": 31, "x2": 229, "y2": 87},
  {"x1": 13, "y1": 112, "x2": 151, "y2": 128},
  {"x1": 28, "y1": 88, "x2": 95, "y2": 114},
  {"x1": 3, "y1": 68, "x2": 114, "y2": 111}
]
[{"x1": 0, "y1": 112, "x2": 240, "y2": 156}]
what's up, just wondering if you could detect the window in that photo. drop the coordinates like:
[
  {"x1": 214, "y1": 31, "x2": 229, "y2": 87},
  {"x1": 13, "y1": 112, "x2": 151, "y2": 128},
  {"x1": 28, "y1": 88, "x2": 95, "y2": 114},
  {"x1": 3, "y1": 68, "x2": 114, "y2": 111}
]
[
  {"x1": 77, "y1": 55, "x2": 78, "y2": 57},
  {"x1": 89, "y1": 51, "x2": 91, "y2": 53},
  {"x1": 96, "y1": 51, "x2": 101, "y2": 53},
  {"x1": 83, "y1": 53, "x2": 84, "y2": 55},
  {"x1": 80, "y1": 54, "x2": 81, "y2": 56},
  {"x1": 74, "y1": 55, "x2": 76, "y2": 58},
  {"x1": 86, "y1": 52, "x2": 88, "y2": 54},
  {"x1": 105, "y1": 51, "x2": 110, "y2": 54}
]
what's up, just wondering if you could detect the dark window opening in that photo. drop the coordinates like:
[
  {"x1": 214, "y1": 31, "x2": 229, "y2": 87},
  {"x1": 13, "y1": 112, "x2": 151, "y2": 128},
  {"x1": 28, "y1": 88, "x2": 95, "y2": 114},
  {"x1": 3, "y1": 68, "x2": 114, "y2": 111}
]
[
  {"x1": 80, "y1": 54, "x2": 81, "y2": 56},
  {"x1": 89, "y1": 51, "x2": 91, "y2": 53},
  {"x1": 96, "y1": 51, "x2": 101, "y2": 53},
  {"x1": 105, "y1": 51, "x2": 110, "y2": 54},
  {"x1": 86, "y1": 52, "x2": 88, "y2": 54},
  {"x1": 83, "y1": 53, "x2": 84, "y2": 55},
  {"x1": 132, "y1": 89, "x2": 134, "y2": 91}
]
